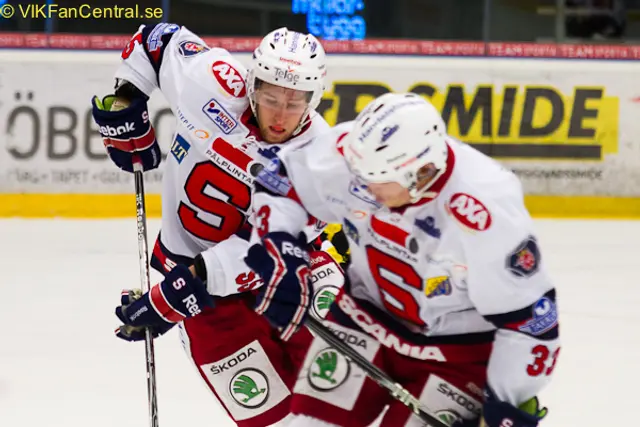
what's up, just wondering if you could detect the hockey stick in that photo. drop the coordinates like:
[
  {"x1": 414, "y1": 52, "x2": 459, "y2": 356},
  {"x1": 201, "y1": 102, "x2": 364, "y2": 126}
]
[
  {"x1": 305, "y1": 316, "x2": 448, "y2": 427},
  {"x1": 133, "y1": 159, "x2": 160, "y2": 427}
]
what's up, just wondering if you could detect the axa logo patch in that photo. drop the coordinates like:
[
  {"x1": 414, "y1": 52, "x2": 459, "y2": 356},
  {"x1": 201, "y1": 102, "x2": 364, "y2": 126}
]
[
  {"x1": 308, "y1": 348, "x2": 350, "y2": 391},
  {"x1": 229, "y1": 368, "x2": 269, "y2": 408},
  {"x1": 212, "y1": 61, "x2": 246, "y2": 98},
  {"x1": 446, "y1": 193, "x2": 492, "y2": 231},
  {"x1": 178, "y1": 40, "x2": 209, "y2": 57},
  {"x1": 202, "y1": 98, "x2": 238, "y2": 134}
]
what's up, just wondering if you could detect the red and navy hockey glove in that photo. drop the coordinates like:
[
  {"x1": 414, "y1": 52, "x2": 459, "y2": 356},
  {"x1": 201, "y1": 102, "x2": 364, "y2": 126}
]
[
  {"x1": 244, "y1": 231, "x2": 313, "y2": 341},
  {"x1": 114, "y1": 264, "x2": 214, "y2": 341},
  {"x1": 91, "y1": 93, "x2": 161, "y2": 173},
  {"x1": 453, "y1": 387, "x2": 547, "y2": 427}
]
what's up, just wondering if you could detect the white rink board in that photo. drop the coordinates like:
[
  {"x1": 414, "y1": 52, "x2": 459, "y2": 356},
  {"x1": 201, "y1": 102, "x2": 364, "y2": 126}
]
[{"x1": 0, "y1": 50, "x2": 639, "y2": 196}]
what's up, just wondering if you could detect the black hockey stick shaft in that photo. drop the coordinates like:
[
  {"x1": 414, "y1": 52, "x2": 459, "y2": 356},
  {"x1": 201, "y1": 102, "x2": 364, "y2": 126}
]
[
  {"x1": 133, "y1": 160, "x2": 160, "y2": 427},
  {"x1": 306, "y1": 316, "x2": 448, "y2": 427}
]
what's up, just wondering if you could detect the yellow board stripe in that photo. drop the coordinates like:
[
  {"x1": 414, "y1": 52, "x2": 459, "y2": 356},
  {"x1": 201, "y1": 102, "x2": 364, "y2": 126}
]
[
  {"x1": 0, "y1": 194, "x2": 639, "y2": 219},
  {"x1": 0, "y1": 194, "x2": 163, "y2": 218}
]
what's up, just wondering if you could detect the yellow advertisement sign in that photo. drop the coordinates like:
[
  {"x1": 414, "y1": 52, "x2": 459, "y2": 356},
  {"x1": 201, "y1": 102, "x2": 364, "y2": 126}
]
[{"x1": 318, "y1": 82, "x2": 619, "y2": 160}]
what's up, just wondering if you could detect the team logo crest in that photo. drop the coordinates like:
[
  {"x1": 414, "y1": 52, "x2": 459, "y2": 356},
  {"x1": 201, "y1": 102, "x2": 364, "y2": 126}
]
[
  {"x1": 506, "y1": 235, "x2": 540, "y2": 277},
  {"x1": 308, "y1": 348, "x2": 350, "y2": 391},
  {"x1": 229, "y1": 368, "x2": 270, "y2": 408},
  {"x1": 178, "y1": 40, "x2": 209, "y2": 57}
]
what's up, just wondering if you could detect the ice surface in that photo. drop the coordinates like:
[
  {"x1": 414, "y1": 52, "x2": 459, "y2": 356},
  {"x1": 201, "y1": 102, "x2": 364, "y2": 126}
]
[{"x1": 1, "y1": 219, "x2": 638, "y2": 426}]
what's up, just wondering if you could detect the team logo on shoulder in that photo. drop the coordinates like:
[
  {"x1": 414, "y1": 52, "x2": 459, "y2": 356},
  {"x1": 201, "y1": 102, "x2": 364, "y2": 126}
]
[
  {"x1": 146, "y1": 23, "x2": 180, "y2": 52},
  {"x1": 202, "y1": 98, "x2": 238, "y2": 134},
  {"x1": 211, "y1": 61, "x2": 247, "y2": 98},
  {"x1": 518, "y1": 297, "x2": 558, "y2": 336},
  {"x1": 229, "y1": 368, "x2": 269, "y2": 408},
  {"x1": 506, "y1": 235, "x2": 540, "y2": 277},
  {"x1": 425, "y1": 276, "x2": 452, "y2": 298},
  {"x1": 178, "y1": 40, "x2": 209, "y2": 57},
  {"x1": 312, "y1": 285, "x2": 339, "y2": 319},
  {"x1": 308, "y1": 348, "x2": 350, "y2": 391},
  {"x1": 446, "y1": 193, "x2": 492, "y2": 232}
]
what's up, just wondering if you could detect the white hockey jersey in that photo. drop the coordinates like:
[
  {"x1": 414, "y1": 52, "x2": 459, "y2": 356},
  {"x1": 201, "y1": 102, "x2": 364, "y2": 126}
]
[
  {"x1": 250, "y1": 121, "x2": 561, "y2": 407},
  {"x1": 114, "y1": 23, "x2": 331, "y2": 296}
]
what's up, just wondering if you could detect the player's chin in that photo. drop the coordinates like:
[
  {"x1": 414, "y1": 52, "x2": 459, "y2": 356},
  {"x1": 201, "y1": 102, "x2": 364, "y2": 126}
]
[{"x1": 264, "y1": 127, "x2": 293, "y2": 144}]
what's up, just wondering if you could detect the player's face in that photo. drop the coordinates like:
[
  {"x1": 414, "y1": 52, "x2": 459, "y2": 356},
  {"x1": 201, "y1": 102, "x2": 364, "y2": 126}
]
[
  {"x1": 367, "y1": 182, "x2": 412, "y2": 208},
  {"x1": 255, "y1": 83, "x2": 310, "y2": 144}
]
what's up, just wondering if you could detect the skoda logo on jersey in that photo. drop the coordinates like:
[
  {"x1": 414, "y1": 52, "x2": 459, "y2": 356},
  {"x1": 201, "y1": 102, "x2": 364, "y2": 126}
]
[
  {"x1": 518, "y1": 297, "x2": 558, "y2": 336},
  {"x1": 308, "y1": 348, "x2": 350, "y2": 391},
  {"x1": 202, "y1": 98, "x2": 238, "y2": 134},
  {"x1": 435, "y1": 410, "x2": 461, "y2": 425},
  {"x1": 229, "y1": 368, "x2": 270, "y2": 408},
  {"x1": 312, "y1": 285, "x2": 340, "y2": 319}
]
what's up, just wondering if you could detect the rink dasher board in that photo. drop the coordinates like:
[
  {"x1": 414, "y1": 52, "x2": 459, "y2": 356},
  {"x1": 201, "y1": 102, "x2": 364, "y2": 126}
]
[{"x1": 0, "y1": 50, "x2": 638, "y2": 218}]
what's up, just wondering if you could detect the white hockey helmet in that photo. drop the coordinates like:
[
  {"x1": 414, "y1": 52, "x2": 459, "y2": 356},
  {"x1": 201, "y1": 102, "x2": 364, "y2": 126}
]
[
  {"x1": 247, "y1": 27, "x2": 327, "y2": 134},
  {"x1": 342, "y1": 93, "x2": 449, "y2": 202}
]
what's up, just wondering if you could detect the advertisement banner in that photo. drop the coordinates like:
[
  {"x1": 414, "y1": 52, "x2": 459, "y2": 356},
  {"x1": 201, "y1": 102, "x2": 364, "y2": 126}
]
[{"x1": 1, "y1": 38, "x2": 639, "y2": 217}]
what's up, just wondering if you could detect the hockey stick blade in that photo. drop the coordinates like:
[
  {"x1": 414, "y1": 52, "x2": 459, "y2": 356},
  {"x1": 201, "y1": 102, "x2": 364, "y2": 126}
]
[
  {"x1": 133, "y1": 159, "x2": 160, "y2": 427},
  {"x1": 305, "y1": 316, "x2": 448, "y2": 427}
]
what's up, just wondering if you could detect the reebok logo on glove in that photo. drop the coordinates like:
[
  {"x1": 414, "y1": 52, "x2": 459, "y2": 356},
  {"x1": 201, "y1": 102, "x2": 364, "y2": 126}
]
[
  {"x1": 183, "y1": 294, "x2": 202, "y2": 316},
  {"x1": 129, "y1": 305, "x2": 148, "y2": 321},
  {"x1": 172, "y1": 276, "x2": 204, "y2": 316},
  {"x1": 282, "y1": 241, "x2": 310, "y2": 261},
  {"x1": 99, "y1": 122, "x2": 136, "y2": 137}
]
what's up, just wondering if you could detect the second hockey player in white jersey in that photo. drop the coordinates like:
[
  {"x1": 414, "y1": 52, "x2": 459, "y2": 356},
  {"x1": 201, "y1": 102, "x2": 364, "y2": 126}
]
[
  {"x1": 244, "y1": 93, "x2": 561, "y2": 427},
  {"x1": 91, "y1": 24, "x2": 347, "y2": 426}
]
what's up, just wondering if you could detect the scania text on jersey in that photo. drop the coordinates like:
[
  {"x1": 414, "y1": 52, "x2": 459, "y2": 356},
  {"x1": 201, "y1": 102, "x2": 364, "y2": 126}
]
[{"x1": 338, "y1": 293, "x2": 447, "y2": 362}]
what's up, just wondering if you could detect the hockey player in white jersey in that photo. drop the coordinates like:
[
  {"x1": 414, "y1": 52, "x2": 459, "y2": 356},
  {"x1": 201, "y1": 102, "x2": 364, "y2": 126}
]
[
  {"x1": 91, "y1": 24, "x2": 347, "y2": 426},
  {"x1": 243, "y1": 93, "x2": 561, "y2": 427}
]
